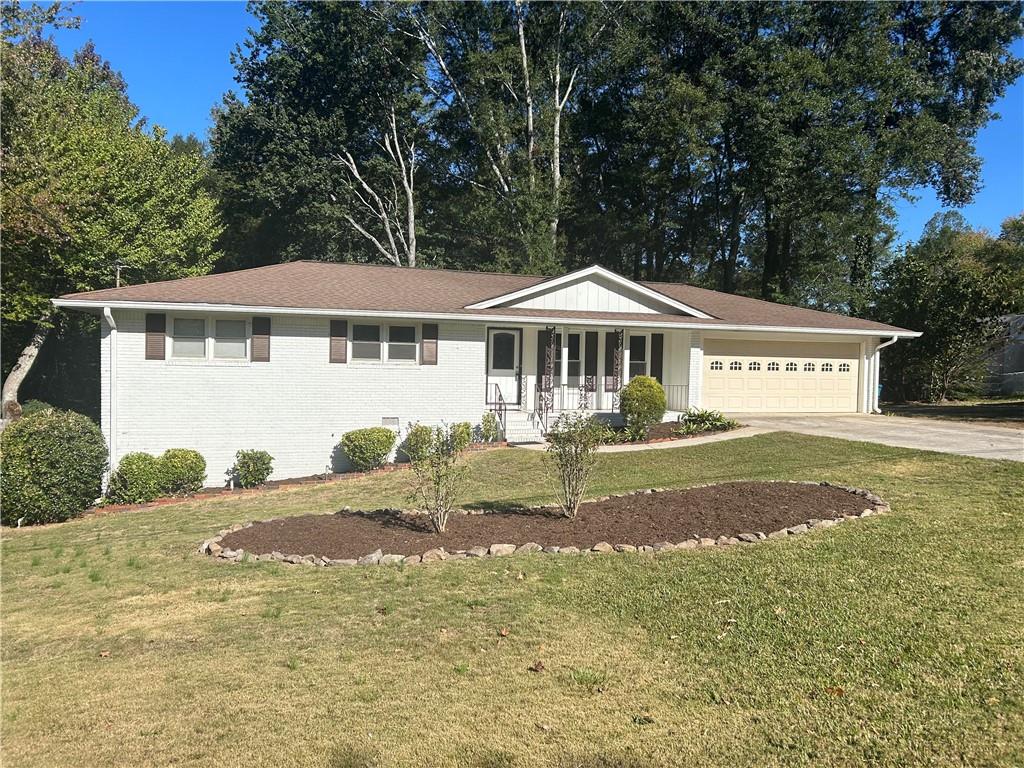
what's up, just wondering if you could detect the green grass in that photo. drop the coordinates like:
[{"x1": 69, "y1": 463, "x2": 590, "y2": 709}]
[{"x1": 2, "y1": 432, "x2": 1022, "y2": 767}]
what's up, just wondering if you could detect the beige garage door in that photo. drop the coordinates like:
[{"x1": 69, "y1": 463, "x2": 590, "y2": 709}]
[{"x1": 703, "y1": 339, "x2": 860, "y2": 413}]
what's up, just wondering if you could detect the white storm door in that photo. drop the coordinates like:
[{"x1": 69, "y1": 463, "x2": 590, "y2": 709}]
[{"x1": 487, "y1": 329, "x2": 520, "y2": 404}]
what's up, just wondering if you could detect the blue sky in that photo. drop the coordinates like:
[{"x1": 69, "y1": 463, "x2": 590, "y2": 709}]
[{"x1": 52, "y1": 2, "x2": 1024, "y2": 244}]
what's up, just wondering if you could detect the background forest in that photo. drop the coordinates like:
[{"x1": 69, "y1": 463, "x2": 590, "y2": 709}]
[{"x1": 3, "y1": 1, "x2": 1023, "y2": 415}]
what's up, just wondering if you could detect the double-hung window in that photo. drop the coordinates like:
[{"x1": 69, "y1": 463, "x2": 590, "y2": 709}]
[
  {"x1": 628, "y1": 335, "x2": 647, "y2": 378},
  {"x1": 172, "y1": 318, "x2": 206, "y2": 359},
  {"x1": 387, "y1": 325, "x2": 417, "y2": 361},
  {"x1": 352, "y1": 324, "x2": 382, "y2": 360},
  {"x1": 214, "y1": 319, "x2": 247, "y2": 359}
]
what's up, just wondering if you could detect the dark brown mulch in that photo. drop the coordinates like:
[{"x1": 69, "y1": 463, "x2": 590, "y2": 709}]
[{"x1": 219, "y1": 481, "x2": 869, "y2": 560}]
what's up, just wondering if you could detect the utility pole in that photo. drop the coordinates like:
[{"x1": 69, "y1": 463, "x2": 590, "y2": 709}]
[{"x1": 115, "y1": 263, "x2": 127, "y2": 287}]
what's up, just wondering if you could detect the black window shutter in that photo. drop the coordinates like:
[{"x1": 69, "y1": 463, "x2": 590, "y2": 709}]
[
  {"x1": 584, "y1": 331, "x2": 598, "y2": 377},
  {"x1": 650, "y1": 333, "x2": 664, "y2": 382},
  {"x1": 145, "y1": 313, "x2": 165, "y2": 360},
  {"x1": 603, "y1": 331, "x2": 621, "y2": 391},
  {"x1": 421, "y1": 323, "x2": 438, "y2": 365},
  {"x1": 329, "y1": 320, "x2": 348, "y2": 363},
  {"x1": 251, "y1": 317, "x2": 271, "y2": 362}
]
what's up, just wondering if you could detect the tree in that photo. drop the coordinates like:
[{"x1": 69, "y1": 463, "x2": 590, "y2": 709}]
[
  {"x1": 1, "y1": 5, "x2": 222, "y2": 422},
  {"x1": 874, "y1": 213, "x2": 1024, "y2": 402}
]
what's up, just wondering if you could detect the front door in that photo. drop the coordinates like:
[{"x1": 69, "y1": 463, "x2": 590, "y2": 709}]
[{"x1": 487, "y1": 328, "x2": 520, "y2": 405}]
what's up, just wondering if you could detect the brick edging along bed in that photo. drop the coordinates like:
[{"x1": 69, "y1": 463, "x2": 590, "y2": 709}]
[{"x1": 198, "y1": 481, "x2": 889, "y2": 567}]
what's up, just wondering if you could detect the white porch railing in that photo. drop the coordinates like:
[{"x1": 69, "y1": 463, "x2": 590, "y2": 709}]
[
  {"x1": 535, "y1": 383, "x2": 689, "y2": 414},
  {"x1": 664, "y1": 384, "x2": 689, "y2": 411}
]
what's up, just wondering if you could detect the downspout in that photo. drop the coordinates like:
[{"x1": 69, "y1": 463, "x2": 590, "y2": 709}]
[
  {"x1": 872, "y1": 335, "x2": 899, "y2": 413},
  {"x1": 103, "y1": 307, "x2": 117, "y2": 484}
]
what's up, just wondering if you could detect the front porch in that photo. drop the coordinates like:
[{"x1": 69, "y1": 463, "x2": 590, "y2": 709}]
[{"x1": 484, "y1": 324, "x2": 693, "y2": 440}]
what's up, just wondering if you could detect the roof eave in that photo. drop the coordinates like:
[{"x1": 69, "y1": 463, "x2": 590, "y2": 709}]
[{"x1": 51, "y1": 298, "x2": 920, "y2": 338}]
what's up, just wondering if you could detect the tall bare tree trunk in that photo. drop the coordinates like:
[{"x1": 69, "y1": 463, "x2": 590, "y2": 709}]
[
  {"x1": 515, "y1": 0, "x2": 535, "y2": 192},
  {"x1": 550, "y1": 10, "x2": 578, "y2": 255},
  {"x1": 1, "y1": 318, "x2": 51, "y2": 428}
]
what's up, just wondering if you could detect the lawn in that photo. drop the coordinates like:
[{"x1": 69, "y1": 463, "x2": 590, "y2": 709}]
[
  {"x1": 882, "y1": 397, "x2": 1024, "y2": 427},
  {"x1": 2, "y1": 432, "x2": 1022, "y2": 767}
]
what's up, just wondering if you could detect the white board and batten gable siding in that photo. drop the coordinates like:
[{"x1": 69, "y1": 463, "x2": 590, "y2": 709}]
[{"x1": 508, "y1": 274, "x2": 666, "y2": 313}]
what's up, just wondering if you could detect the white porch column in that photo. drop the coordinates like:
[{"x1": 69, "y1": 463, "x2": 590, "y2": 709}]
[
  {"x1": 621, "y1": 329, "x2": 631, "y2": 385},
  {"x1": 559, "y1": 326, "x2": 569, "y2": 408},
  {"x1": 687, "y1": 331, "x2": 703, "y2": 409}
]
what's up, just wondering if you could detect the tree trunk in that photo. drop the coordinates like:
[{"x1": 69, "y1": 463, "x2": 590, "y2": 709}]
[
  {"x1": 515, "y1": 0, "x2": 534, "y2": 192},
  {"x1": 1, "y1": 319, "x2": 51, "y2": 427},
  {"x1": 761, "y1": 203, "x2": 779, "y2": 300}
]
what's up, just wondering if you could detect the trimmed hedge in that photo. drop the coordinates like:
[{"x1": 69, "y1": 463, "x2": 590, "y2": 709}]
[
  {"x1": 160, "y1": 448, "x2": 206, "y2": 495},
  {"x1": 106, "y1": 452, "x2": 164, "y2": 504},
  {"x1": 619, "y1": 376, "x2": 667, "y2": 434},
  {"x1": 232, "y1": 449, "x2": 274, "y2": 488},
  {"x1": 0, "y1": 409, "x2": 108, "y2": 525},
  {"x1": 452, "y1": 421, "x2": 472, "y2": 453},
  {"x1": 341, "y1": 427, "x2": 396, "y2": 471},
  {"x1": 401, "y1": 423, "x2": 434, "y2": 463}
]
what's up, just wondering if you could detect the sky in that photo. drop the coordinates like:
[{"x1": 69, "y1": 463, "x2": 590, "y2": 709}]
[{"x1": 50, "y1": 1, "x2": 1024, "y2": 245}]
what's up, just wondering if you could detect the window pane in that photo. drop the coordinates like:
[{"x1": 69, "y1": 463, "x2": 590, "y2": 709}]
[
  {"x1": 353, "y1": 324, "x2": 380, "y2": 342},
  {"x1": 492, "y1": 333, "x2": 515, "y2": 369},
  {"x1": 216, "y1": 319, "x2": 246, "y2": 339},
  {"x1": 388, "y1": 343, "x2": 416, "y2": 361},
  {"x1": 214, "y1": 338, "x2": 246, "y2": 359},
  {"x1": 568, "y1": 334, "x2": 580, "y2": 360},
  {"x1": 172, "y1": 338, "x2": 206, "y2": 358},
  {"x1": 352, "y1": 341, "x2": 381, "y2": 360},
  {"x1": 174, "y1": 318, "x2": 205, "y2": 338},
  {"x1": 568, "y1": 361, "x2": 581, "y2": 377},
  {"x1": 389, "y1": 326, "x2": 416, "y2": 344},
  {"x1": 629, "y1": 335, "x2": 646, "y2": 361},
  {"x1": 629, "y1": 361, "x2": 646, "y2": 378}
]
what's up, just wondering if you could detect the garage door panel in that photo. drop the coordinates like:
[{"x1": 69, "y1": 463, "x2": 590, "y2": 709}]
[{"x1": 703, "y1": 340, "x2": 860, "y2": 413}]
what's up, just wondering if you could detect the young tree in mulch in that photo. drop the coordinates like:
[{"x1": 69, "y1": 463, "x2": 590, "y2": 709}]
[
  {"x1": 408, "y1": 424, "x2": 467, "y2": 534},
  {"x1": 546, "y1": 413, "x2": 605, "y2": 519}
]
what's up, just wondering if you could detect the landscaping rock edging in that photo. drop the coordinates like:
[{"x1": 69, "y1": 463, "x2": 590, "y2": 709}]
[{"x1": 198, "y1": 481, "x2": 889, "y2": 567}]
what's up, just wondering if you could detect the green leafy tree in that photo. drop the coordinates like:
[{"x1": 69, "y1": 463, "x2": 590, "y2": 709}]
[
  {"x1": 875, "y1": 213, "x2": 1024, "y2": 402},
  {"x1": 1, "y1": 5, "x2": 221, "y2": 421}
]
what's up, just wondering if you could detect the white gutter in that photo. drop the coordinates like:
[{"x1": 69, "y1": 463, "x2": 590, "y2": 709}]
[
  {"x1": 52, "y1": 299, "x2": 922, "y2": 339},
  {"x1": 102, "y1": 306, "x2": 117, "y2": 484},
  {"x1": 871, "y1": 335, "x2": 900, "y2": 413}
]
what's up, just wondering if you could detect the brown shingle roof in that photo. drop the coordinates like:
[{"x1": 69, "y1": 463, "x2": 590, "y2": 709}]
[{"x1": 57, "y1": 261, "x2": 914, "y2": 334}]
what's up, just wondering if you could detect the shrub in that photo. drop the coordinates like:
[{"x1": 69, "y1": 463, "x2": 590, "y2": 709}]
[
  {"x1": 401, "y1": 423, "x2": 434, "y2": 463},
  {"x1": 340, "y1": 427, "x2": 396, "y2": 472},
  {"x1": 106, "y1": 452, "x2": 164, "y2": 505},
  {"x1": 159, "y1": 448, "x2": 207, "y2": 495},
  {"x1": 232, "y1": 449, "x2": 274, "y2": 488},
  {"x1": 452, "y1": 421, "x2": 472, "y2": 452},
  {"x1": 408, "y1": 424, "x2": 468, "y2": 533},
  {"x1": 546, "y1": 413, "x2": 605, "y2": 518},
  {"x1": 0, "y1": 408, "x2": 107, "y2": 525},
  {"x1": 675, "y1": 408, "x2": 739, "y2": 436},
  {"x1": 619, "y1": 376, "x2": 667, "y2": 435},
  {"x1": 479, "y1": 412, "x2": 501, "y2": 443},
  {"x1": 20, "y1": 399, "x2": 55, "y2": 417}
]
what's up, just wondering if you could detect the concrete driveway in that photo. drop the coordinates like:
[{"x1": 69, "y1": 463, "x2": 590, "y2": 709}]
[{"x1": 739, "y1": 414, "x2": 1023, "y2": 462}]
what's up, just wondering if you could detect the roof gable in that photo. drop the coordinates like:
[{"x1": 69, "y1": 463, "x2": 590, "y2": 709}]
[{"x1": 465, "y1": 265, "x2": 713, "y2": 318}]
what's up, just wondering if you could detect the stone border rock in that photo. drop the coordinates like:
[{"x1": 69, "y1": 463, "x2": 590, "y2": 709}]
[{"x1": 198, "y1": 480, "x2": 889, "y2": 567}]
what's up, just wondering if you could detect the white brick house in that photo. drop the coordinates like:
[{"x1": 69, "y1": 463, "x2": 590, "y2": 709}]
[{"x1": 54, "y1": 263, "x2": 919, "y2": 483}]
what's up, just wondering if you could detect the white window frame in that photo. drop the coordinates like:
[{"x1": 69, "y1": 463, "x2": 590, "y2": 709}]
[
  {"x1": 627, "y1": 333, "x2": 649, "y2": 379},
  {"x1": 213, "y1": 318, "x2": 249, "y2": 360},
  {"x1": 167, "y1": 315, "x2": 250, "y2": 365},
  {"x1": 349, "y1": 322, "x2": 422, "y2": 365},
  {"x1": 386, "y1": 324, "x2": 419, "y2": 364}
]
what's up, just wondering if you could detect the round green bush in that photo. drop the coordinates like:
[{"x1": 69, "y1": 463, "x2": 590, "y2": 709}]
[
  {"x1": 401, "y1": 423, "x2": 434, "y2": 463},
  {"x1": 232, "y1": 449, "x2": 274, "y2": 488},
  {"x1": 160, "y1": 448, "x2": 207, "y2": 496},
  {"x1": 0, "y1": 409, "x2": 107, "y2": 525},
  {"x1": 20, "y1": 399, "x2": 55, "y2": 418},
  {"x1": 340, "y1": 427, "x2": 397, "y2": 472},
  {"x1": 619, "y1": 375, "x2": 667, "y2": 432},
  {"x1": 106, "y1": 452, "x2": 164, "y2": 505}
]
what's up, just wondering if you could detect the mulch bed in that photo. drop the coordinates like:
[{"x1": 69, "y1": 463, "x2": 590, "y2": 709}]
[{"x1": 219, "y1": 481, "x2": 868, "y2": 560}]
